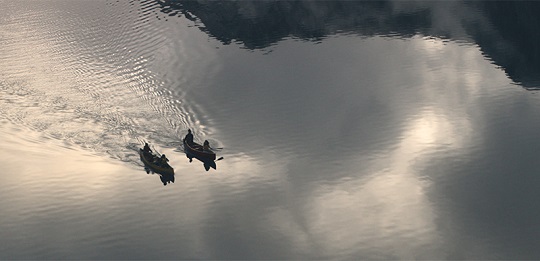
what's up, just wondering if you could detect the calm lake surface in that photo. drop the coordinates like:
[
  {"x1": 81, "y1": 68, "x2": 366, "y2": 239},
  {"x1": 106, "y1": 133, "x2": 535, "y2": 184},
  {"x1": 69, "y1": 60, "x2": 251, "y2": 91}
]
[{"x1": 2, "y1": 1, "x2": 540, "y2": 259}]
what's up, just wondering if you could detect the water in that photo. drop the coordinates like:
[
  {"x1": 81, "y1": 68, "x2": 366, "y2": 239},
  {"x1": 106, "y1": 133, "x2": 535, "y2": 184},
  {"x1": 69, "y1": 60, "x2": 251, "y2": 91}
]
[{"x1": 2, "y1": 0, "x2": 540, "y2": 259}]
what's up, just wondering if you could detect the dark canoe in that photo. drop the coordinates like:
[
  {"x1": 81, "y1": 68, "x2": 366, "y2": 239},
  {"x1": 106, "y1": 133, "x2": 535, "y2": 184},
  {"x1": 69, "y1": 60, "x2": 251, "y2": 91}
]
[
  {"x1": 139, "y1": 148, "x2": 174, "y2": 175},
  {"x1": 183, "y1": 139, "x2": 216, "y2": 161}
]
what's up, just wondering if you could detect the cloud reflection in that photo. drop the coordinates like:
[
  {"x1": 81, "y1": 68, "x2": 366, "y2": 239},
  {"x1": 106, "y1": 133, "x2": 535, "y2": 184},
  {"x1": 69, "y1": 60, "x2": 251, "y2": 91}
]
[
  {"x1": 297, "y1": 108, "x2": 466, "y2": 258},
  {"x1": 246, "y1": 36, "x2": 505, "y2": 258}
]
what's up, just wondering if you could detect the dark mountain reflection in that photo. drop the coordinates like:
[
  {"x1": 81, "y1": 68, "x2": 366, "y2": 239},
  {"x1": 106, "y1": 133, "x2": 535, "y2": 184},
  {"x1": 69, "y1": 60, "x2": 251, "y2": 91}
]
[
  {"x1": 475, "y1": 1, "x2": 540, "y2": 89},
  {"x1": 158, "y1": 0, "x2": 431, "y2": 48},
  {"x1": 158, "y1": 0, "x2": 540, "y2": 89}
]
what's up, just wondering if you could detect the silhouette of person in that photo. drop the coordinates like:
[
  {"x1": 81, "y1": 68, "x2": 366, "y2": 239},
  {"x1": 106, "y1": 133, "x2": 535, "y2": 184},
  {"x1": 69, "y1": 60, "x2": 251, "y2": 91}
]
[
  {"x1": 160, "y1": 154, "x2": 169, "y2": 166},
  {"x1": 184, "y1": 129, "x2": 194, "y2": 145},
  {"x1": 143, "y1": 143, "x2": 151, "y2": 153}
]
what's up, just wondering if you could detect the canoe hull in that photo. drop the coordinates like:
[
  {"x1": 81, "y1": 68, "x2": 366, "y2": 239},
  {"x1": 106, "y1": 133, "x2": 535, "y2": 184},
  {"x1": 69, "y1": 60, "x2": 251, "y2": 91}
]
[
  {"x1": 183, "y1": 140, "x2": 216, "y2": 161},
  {"x1": 139, "y1": 149, "x2": 174, "y2": 175}
]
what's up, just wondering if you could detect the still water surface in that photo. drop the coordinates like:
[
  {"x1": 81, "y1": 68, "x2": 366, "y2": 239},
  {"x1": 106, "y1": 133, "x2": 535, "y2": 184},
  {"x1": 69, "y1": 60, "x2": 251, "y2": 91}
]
[{"x1": 2, "y1": 1, "x2": 540, "y2": 259}]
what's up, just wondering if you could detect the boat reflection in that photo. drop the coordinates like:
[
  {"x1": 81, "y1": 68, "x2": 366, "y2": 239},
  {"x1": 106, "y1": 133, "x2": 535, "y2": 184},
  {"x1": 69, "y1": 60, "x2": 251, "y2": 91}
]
[
  {"x1": 185, "y1": 153, "x2": 217, "y2": 171},
  {"x1": 143, "y1": 165, "x2": 175, "y2": 186}
]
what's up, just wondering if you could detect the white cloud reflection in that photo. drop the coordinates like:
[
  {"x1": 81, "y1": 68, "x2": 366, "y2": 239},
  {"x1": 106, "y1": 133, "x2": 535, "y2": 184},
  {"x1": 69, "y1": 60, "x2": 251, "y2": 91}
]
[
  {"x1": 261, "y1": 37, "x2": 502, "y2": 259},
  {"x1": 289, "y1": 111, "x2": 457, "y2": 258}
]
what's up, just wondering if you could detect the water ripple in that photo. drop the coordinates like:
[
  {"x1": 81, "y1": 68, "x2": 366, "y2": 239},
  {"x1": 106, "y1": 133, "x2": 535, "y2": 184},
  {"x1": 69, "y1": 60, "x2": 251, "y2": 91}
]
[{"x1": 0, "y1": 0, "x2": 213, "y2": 164}]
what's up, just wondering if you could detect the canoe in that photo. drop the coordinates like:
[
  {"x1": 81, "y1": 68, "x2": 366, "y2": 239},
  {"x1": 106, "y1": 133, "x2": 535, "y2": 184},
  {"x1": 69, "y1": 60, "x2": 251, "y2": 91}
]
[
  {"x1": 139, "y1": 148, "x2": 174, "y2": 175},
  {"x1": 183, "y1": 139, "x2": 216, "y2": 161}
]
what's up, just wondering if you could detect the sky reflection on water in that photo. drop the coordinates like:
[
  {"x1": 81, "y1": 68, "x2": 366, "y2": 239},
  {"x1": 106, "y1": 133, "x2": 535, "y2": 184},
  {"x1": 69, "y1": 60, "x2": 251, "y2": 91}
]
[{"x1": 2, "y1": 0, "x2": 540, "y2": 259}]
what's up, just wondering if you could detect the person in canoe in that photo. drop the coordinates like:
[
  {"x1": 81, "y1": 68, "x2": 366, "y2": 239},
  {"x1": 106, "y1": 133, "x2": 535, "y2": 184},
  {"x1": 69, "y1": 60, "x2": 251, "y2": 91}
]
[
  {"x1": 160, "y1": 154, "x2": 169, "y2": 166},
  {"x1": 184, "y1": 129, "x2": 194, "y2": 145},
  {"x1": 203, "y1": 140, "x2": 211, "y2": 152},
  {"x1": 143, "y1": 142, "x2": 153, "y2": 158}
]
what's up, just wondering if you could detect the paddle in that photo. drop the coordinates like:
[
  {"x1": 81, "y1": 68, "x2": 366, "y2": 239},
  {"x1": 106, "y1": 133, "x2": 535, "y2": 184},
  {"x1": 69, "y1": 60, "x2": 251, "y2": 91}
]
[
  {"x1": 207, "y1": 143, "x2": 223, "y2": 161},
  {"x1": 143, "y1": 139, "x2": 162, "y2": 157},
  {"x1": 207, "y1": 142, "x2": 223, "y2": 161},
  {"x1": 208, "y1": 142, "x2": 223, "y2": 151},
  {"x1": 151, "y1": 144, "x2": 162, "y2": 157}
]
